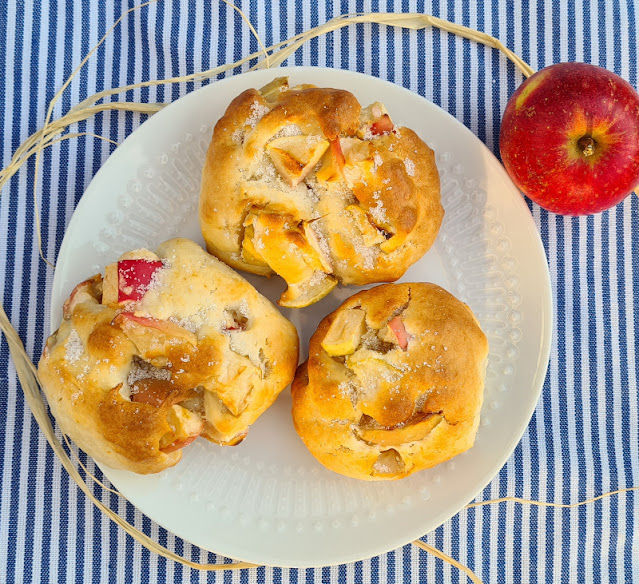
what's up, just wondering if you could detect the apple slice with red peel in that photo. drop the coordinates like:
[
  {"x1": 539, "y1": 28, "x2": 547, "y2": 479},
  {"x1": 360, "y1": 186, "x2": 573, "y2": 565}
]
[
  {"x1": 331, "y1": 139, "x2": 345, "y2": 167},
  {"x1": 370, "y1": 114, "x2": 394, "y2": 135},
  {"x1": 118, "y1": 259, "x2": 163, "y2": 301},
  {"x1": 387, "y1": 316, "x2": 410, "y2": 350},
  {"x1": 104, "y1": 259, "x2": 164, "y2": 304},
  {"x1": 114, "y1": 313, "x2": 197, "y2": 344},
  {"x1": 358, "y1": 102, "x2": 391, "y2": 137},
  {"x1": 222, "y1": 322, "x2": 245, "y2": 333},
  {"x1": 159, "y1": 404, "x2": 204, "y2": 453},
  {"x1": 160, "y1": 434, "x2": 199, "y2": 454},
  {"x1": 63, "y1": 275, "x2": 101, "y2": 319},
  {"x1": 222, "y1": 309, "x2": 248, "y2": 333},
  {"x1": 114, "y1": 313, "x2": 197, "y2": 360},
  {"x1": 316, "y1": 139, "x2": 345, "y2": 183}
]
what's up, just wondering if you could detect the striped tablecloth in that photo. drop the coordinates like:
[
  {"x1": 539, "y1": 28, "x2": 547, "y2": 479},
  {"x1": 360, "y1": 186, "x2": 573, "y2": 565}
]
[{"x1": 1, "y1": 1, "x2": 638, "y2": 582}]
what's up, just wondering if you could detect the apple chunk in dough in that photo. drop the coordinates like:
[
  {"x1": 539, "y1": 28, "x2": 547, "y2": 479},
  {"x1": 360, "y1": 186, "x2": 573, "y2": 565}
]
[{"x1": 321, "y1": 308, "x2": 367, "y2": 356}]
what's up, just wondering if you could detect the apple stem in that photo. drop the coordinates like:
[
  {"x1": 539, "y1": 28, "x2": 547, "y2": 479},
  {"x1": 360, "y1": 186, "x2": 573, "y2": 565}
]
[{"x1": 578, "y1": 136, "x2": 596, "y2": 157}]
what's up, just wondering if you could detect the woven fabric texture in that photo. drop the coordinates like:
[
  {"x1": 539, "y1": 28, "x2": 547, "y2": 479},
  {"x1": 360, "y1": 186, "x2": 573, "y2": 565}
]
[{"x1": 0, "y1": 1, "x2": 638, "y2": 582}]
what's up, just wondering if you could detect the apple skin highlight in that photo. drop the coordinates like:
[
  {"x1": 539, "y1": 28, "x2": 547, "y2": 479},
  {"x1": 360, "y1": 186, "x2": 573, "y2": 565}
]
[{"x1": 499, "y1": 62, "x2": 639, "y2": 215}]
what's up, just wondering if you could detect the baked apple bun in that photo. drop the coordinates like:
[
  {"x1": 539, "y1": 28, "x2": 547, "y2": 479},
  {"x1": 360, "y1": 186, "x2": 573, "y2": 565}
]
[
  {"x1": 38, "y1": 238, "x2": 298, "y2": 474},
  {"x1": 199, "y1": 77, "x2": 443, "y2": 308},
  {"x1": 291, "y1": 283, "x2": 488, "y2": 480}
]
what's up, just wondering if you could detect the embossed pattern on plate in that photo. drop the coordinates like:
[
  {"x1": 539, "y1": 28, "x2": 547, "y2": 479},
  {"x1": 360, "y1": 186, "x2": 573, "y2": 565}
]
[{"x1": 51, "y1": 68, "x2": 552, "y2": 567}]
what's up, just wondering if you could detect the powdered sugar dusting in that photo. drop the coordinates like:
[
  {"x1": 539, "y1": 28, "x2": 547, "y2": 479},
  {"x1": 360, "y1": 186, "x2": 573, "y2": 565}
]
[
  {"x1": 65, "y1": 329, "x2": 84, "y2": 364},
  {"x1": 168, "y1": 316, "x2": 199, "y2": 333},
  {"x1": 251, "y1": 157, "x2": 278, "y2": 182},
  {"x1": 272, "y1": 123, "x2": 303, "y2": 139},
  {"x1": 352, "y1": 236, "x2": 379, "y2": 270},
  {"x1": 235, "y1": 299, "x2": 250, "y2": 319},
  {"x1": 372, "y1": 460, "x2": 393, "y2": 473},
  {"x1": 368, "y1": 191, "x2": 389, "y2": 226},
  {"x1": 145, "y1": 262, "x2": 166, "y2": 293},
  {"x1": 379, "y1": 366, "x2": 402, "y2": 383},
  {"x1": 338, "y1": 380, "x2": 359, "y2": 407},
  {"x1": 127, "y1": 360, "x2": 171, "y2": 389},
  {"x1": 168, "y1": 302, "x2": 219, "y2": 334},
  {"x1": 309, "y1": 221, "x2": 332, "y2": 266},
  {"x1": 245, "y1": 101, "x2": 270, "y2": 129},
  {"x1": 307, "y1": 270, "x2": 326, "y2": 287},
  {"x1": 231, "y1": 129, "x2": 244, "y2": 143},
  {"x1": 404, "y1": 158, "x2": 415, "y2": 176}
]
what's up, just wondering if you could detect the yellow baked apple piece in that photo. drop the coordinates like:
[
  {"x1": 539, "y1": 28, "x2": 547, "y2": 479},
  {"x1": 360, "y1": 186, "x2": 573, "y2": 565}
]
[
  {"x1": 316, "y1": 139, "x2": 345, "y2": 183},
  {"x1": 250, "y1": 212, "x2": 317, "y2": 282},
  {"x1": 266, "y1": 135, "x2": 329, "y2": 187},
  {"x1": 259, "y1": 76, "x2": 289, "y2": 101},
  {"x1": 356, "y1": 413, "x2": 443, "y2": 447},
  {"x1": 278, "y1": 274, "x2": 337, "y2": 308},
  {"x1": 160, "y1": 405, "x2": 205, "y2": 453},
  {"x1": 302, "y1": 220, "x2": 333, "y2": 273},
  {"x1": 321, "y1": 308, "x2": 367, "y2": 356},
  {"x1": 241, "y1": 223, "x2": 270, "y2": 269},
  {"x1": 346, "y1": 205, "x2": 387, "y2": 246},
  {"x1": 248, "y1": 211, "x2": 337, "y2": 307}
]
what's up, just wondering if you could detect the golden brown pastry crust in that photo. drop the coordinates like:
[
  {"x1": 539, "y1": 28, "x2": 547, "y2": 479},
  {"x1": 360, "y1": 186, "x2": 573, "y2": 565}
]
[
  {"x1": 199, "y1": 78, "x2": 443, "y2": 307},
  {"x1": 291, "y1": 283, "x2": 488, "y2": 480},
  {"x1": 38, "y1": 238, "x2": 299, "y2": 474}
]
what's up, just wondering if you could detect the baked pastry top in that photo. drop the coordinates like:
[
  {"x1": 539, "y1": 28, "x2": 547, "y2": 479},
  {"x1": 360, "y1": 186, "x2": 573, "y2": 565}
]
[
  {"x1": 38, "y1": 238, "x2": 299, "y2": 474},
  {"x1": 199, "y1": 77, "x2": 443, "y2": 308},
  {"x1": 291, "y1": 283, "x2": 488, "y2": 480}
]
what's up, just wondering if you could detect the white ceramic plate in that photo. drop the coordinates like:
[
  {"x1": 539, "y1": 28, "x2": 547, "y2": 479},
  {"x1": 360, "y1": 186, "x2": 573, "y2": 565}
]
[{"x1": 51, "y1": 67, "x2": 552, "y2": 567}]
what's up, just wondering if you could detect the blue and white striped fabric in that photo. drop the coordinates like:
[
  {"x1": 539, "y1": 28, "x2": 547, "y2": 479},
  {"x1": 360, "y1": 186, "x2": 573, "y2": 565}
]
[{"x1": 1, "y1": 0, "x2": 638, "y2": 582}]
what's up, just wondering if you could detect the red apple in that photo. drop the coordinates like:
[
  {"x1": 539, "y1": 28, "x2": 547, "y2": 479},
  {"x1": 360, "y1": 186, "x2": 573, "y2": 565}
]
[{"x1": 499, "y1": 62, "x2": 639, "y2": 215}]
